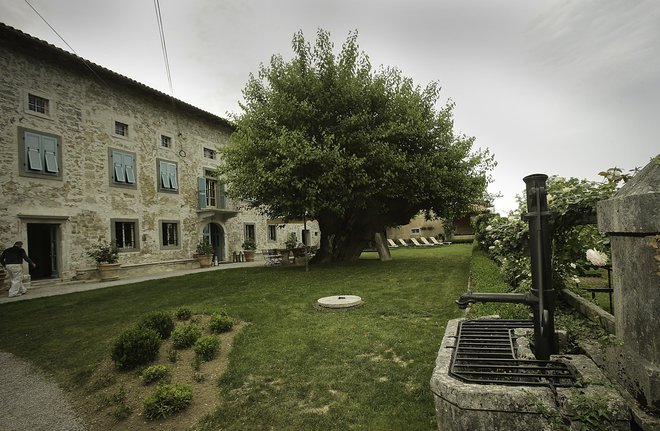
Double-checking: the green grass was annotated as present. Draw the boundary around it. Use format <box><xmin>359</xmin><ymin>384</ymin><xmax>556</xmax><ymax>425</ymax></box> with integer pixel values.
<box><xmin>467</xmin><ymin>248</ymin><xmax>529</xmax><ymax>319</ymax></box>
<box><xmin>0</xmin><ymin>244</ymin><xmax>473</xmax><ymax>430</ymax></box>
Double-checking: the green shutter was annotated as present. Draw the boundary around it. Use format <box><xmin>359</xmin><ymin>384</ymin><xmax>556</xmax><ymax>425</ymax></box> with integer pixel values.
<box><xmin>42</xmin><ymin>136</ymin><xmax>59</xmax><ymax>173</ymax></box>
<box><xmin>197</xmin><ymin>177</ymin><xmax>207</xmax><ymax>209</ymax></box>
<box><xmin>113</xmin><ymin>151</ymin><xmax>125</xmax><ymax>182</ymax></box>
<box><xmin>124</xmin><ymin>153</ymin><xmax>135</xmax><ymax>184</ymax></box>
<box><xmin>168</xmin><ymin>163</ymin><xmax>178</xmax><ymax>190</ymax></box>
<box><xmin>219</xmin><ymin>183</ymin><xmax>227</xmax><ymax>209</ymax></box>
<box><xmin>160</xmin><ymin>161</ymin><xmax>169</xmax><ymax>188</ymax></box>
<box><xmin>25</xmin><ymin>132</ymin><xmax>43</xmax><ymax>171</ymax></box>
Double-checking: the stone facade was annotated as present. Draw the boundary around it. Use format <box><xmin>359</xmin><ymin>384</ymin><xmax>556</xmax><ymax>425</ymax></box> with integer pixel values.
<box><xmin>0</xmin><ymin>23</ymin><xmax>318</xmax><ymax>281</ymax></box>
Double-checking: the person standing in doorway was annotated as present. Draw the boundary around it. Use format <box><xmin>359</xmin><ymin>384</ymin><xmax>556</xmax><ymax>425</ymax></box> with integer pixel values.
<box><xmin>0</xmin><ymin>241</ymin><xmax>36</xmax><ymax>298</ymax></box>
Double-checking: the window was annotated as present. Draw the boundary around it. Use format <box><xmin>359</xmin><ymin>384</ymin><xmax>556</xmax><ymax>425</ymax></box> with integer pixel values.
<box><xmin>28</xmin><ymin>94</ymin><xmax>49</xmax><ymax>114</ymax></box>
<box><xmin>109</xmin><ymin>149</ymin><xmax>136</xmax><ymax>186</ymax></box>
<box><xmin>112</xmin><ymin>219</ymin><xmax>139</xmax><ymax>250</ymax></box>
<box><xmin>206</xmin><ymin>178</ymin><xmax>217</xmax><ymax>207</ymax></box>
<box><xmin>160</xmin><ymin>221</ymin><xmax>180</xmax><ymax>248</ymax></box>
<box><xmin>18</xmin><ymin>128</ymin><xmax>62</xmax><ymax>179</ymax></box>
<box><xmin>114</xmin><ymin>121</ymin><xmax>128</xmax><ymax>137</ymax></box>
<box><xmin>203</xmin><ymin>147</ymin><xmax>216</xmax><ymax>159</ymax></box>
<box><xmin>244</xmin><ymin>224</ymin><xmax>255</xmax><ymax>242</ymax></box>
<box><xmin>161</xmin><ymin>135</ymin><xmax>171</xmax><ymax>148</ymax></box>
<box><xmin>158</xmin><ymin>159</ymin><xmax>179</xmax><ymax>192</ymax></box>
<box><xmin>268</xmin><ymin>225</ymin><xmax>277</xmax><ymax>242</ymax></box>
<box><xmin>410</xmin><ymin>228</ymin><xmax>421</xmax><ymax>235</ymax></box>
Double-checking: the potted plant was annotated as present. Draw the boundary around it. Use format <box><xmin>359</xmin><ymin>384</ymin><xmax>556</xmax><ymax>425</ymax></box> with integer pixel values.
<box><xmin>241</xmin><ymin>239</ymin><xmax>257</xmax><ymax>262</ymax></box>
<box><xmin>195</xmin><ymin>239</ymin><xmax>215</xmax><ymax>268</ymax></box>
<box><xmin>284</xmin><ymin>233</ymin><xmax>298</xmax><ymax>249</ymax></box>
<box><xmin>86</xmin><ymin>240</ymin><xmax>120</xmax><ymax>281</ymax></box>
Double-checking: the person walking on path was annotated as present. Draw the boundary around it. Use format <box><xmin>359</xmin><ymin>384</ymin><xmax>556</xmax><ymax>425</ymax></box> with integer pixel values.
<box><xmin>1</xmin><ymin>241</ymin><xmax>36</xmax><ymax>298</ymax></box>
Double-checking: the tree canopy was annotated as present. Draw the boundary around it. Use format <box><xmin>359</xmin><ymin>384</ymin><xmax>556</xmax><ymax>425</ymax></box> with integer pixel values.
<box><xmin>220</xmin><ymin>29</ymin><xmax>494</xmax><ymax>263</ymax></box>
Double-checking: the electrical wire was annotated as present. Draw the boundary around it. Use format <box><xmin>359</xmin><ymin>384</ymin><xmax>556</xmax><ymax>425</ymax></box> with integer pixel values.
<box><xmin>154</xmin><ymin>0</ymin><xmax>174</xmax><ymax>96</ymax></box>
<box><xmin>23</xmin><ymin>0</ymin><xmax>109</xmax><ymax>86</ymax></box>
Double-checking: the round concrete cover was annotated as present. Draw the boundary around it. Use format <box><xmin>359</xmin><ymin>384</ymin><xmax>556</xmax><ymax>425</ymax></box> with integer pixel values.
<box><xmin>317</xmin><ymin>295</ymin><xmax>363</xmax><ymax>309</ymax></box>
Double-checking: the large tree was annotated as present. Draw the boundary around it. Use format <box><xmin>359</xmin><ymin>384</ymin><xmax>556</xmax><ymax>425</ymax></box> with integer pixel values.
<box><xmin>220</xmin><ymin>30</ymin><xmax>494</xmax><ymax>263</ymax></box>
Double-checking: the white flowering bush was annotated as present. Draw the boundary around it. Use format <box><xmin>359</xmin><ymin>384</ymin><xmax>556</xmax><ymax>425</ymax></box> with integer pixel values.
<box><xmin>474</xmin><ymin>168</ymin><xmax>633</xmax><ymax>290</ymax></box>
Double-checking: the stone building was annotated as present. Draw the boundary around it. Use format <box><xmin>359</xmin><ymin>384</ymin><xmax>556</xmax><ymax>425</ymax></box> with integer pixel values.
<box><xmin>0</xmin><ymin>23</ymin><xmax>317</xmax><ymax>281</ymax></box>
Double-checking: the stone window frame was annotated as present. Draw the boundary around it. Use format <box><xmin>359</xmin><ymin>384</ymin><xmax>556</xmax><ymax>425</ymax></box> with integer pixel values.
<box><xmin>112</xmin><ymin>117</ymin><xmax>132</xmax><ymax>140</ymax></box>
<box><xmin>159</xmin><ymin>219</ymin><xmax>181</xmax><ymax>250</ymax></box>
<box><xmin>157</xmin><ymin>158</ymin><xmax>179</xmax><ymax>193</ymax></box>
<box><xmin>23</xmin><ymin>89</ymin><xmax>55</xmax><ymax>121</ymax></box>
<box><xmin>158</xmin><ymin>130</ymin><xmax>176</xmax><ymax>151</ymax></box>
<box><xmin>111</xmin><ymin>218</ymin><xmax>140</xmax><ymax>252</ymax></box>
<box><xmin>410</xmin><ymin>227</ymin><xmax>421</xmax><ymax>235</ymax></box>
<box><xmin>108</xmin><ymin>147</ymin><xmax>137</xmax><ymax>189</ymax></box>
<box><xmin>267</xmin><ymin>224</ymin><xmax>277</xmax><ymax>242</ymax></box>
<box><xmin>244</xmin><ymin>223</ymin><xmax>256</xmax><ymax>243</ymax></box>
<box><xmin>17</xmin><ymin>127</ymin><xmax>63</xmax><ymax>181</ymax></box>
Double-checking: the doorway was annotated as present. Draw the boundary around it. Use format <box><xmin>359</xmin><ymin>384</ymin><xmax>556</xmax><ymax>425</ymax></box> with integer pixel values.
<box><xmin>27</xmin><ymin>223</ymin><xmax>59</xmax><ymax>279</ymax></box>
<box><xmin>203</xmin><ymin>223</ymin><xmax>225</xmax><ymax>262</ymax></box>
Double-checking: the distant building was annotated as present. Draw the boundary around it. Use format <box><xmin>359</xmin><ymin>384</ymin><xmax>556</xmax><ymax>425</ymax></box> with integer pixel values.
<box><xmin>0</xmin><ymin>22</ymin><xmax>317</xmax><ymax>281</ymax></box>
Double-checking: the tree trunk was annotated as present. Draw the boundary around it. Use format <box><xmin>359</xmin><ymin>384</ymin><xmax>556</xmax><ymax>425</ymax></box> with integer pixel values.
<box><xmin>373</xmin><ymin>231</ymin><xmax>392</xmax><ymax>262</ymax></box>
<box><xmin>311</xmin><ymin>212</ymin><xmax>377</xmax><ymax>264</ymax></box>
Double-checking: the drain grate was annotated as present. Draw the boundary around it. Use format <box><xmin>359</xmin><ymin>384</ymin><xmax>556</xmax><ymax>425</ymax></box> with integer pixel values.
<box><xmin>449</xmin><ymin>319</ymin><xmax>576</xmax><ymax>387</ymax></box>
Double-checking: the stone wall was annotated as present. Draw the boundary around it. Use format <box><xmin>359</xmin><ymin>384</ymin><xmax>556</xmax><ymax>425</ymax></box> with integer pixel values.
<box><xmin>0</xmin><ymin>26</ymin><xmax>318</xmax><ymax>280</ymax></box>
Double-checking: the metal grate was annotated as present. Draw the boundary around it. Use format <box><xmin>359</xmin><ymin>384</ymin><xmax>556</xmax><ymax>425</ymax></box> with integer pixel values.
<box><xmin>449</xmin><ymin>319</ymin><xmax>576</xmax><ymax>387</ymax></box>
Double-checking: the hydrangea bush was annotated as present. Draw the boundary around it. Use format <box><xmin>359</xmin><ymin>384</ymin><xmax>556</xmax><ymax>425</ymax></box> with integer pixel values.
<box><xmin>473</xmin><ymin>168</ymin><xmax>633</xmax><ymax>289</ymax></box>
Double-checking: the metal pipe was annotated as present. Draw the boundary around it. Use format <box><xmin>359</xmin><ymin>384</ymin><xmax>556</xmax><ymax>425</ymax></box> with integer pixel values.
<box><xmin>455</xmin><ymin>173</ymin><xmax>558</xmax><ymax>360</ymax></box>
<box><xmin>455</xmin><ymin>292</ymin><xmax>538</xmax><ymax>309</ymax></box>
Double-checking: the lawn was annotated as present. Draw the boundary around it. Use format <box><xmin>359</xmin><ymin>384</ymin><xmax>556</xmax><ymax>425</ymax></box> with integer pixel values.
<box><xmin>0</xmin><ymin>244</ymin><xmax>472</xmax><ymax>430</ymax></box>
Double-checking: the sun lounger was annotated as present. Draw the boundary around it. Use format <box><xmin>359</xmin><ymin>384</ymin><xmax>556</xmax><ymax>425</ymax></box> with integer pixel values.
<box><xmin>428</xmin><ymin>237</ymin><xmax>444</xmax><ymax>246</ymax></box>
<box><xmin>397</xmin><ymin>238</ymin><xmax>409</xmax><ymax>247</ymax></box>
<box><xmin>410</xmin><ymin>238</ymin><xmax>432</xmax><ymax>247</ymax></box>
<box><xmin>387</xmin><ymin>239</ymin><xmax>399</xmax><ymax>248</ymax></box>
<box><xmin>419</xmin><ymin>237</ymin><xmax>439</xmax><ymax>246</ymax></box>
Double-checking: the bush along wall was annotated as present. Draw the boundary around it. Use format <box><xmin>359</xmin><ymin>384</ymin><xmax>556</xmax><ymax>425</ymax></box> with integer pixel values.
<box><xmin>473</xmin><ymin>168</ymin><xmax>634</xmax><ymax>290</ymax></box>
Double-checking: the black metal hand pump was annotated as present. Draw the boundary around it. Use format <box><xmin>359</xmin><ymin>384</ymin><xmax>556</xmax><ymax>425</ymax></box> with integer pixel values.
<box><xmin>455</xmin><ymin>174</ymin><xmax>557</xmax><ymax>360</ymax></box>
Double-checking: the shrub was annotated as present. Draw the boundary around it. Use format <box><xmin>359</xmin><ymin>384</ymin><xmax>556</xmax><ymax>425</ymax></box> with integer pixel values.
<box><xmin>209</xmin><ymin>313</ymin><xmax>234</xmax><ymax>333</ymax></box>
<box><xmin>175</xmin><ymin>307</ymin><xmax>192</xmax><ymax>321</ymax></box>
<box><xmin>143</xmin><ymin>383</ymin><xmax>193</xmax><ymax>420</ymax></box>
<box><xmin>194</xmin><ymin>335</ymin><xmax>220</xmax><ymax>361</ymax></box>
<box><xmin>139</xmin><ymin>311</ymin><xmax>175</xmax><ymax>339</ymax></box>
<box><xmin>171</xmin><ymin>323</ymin><xmax>202</xmax><ymax>349</ymax></box>
<box><xmin>140</xmin><ymin>364</ymin><xmax>171</xmax><ymax>384</ymax></box>
<box><xmin>111</xmin><ymin>326</ymin><xmax>161</xmax><ymax>370</ymax></box>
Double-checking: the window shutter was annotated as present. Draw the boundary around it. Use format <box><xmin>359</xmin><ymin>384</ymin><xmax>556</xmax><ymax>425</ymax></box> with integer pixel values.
<box><xmin>160</xmin><ymin>161</ymin><xmax>168</xmax><ymax>188</ymax></box>
<box><xmin>124</xmin><ymin>154</ymin><xmax>135</xmax><ymax>184</ymax></box>
<box><xmin>42</xmin><ymin>136</ymin><xmax>59</xmax><ymax>173</ymax></box>
<box><xmin>168</xmin><ymin>163</ymin><xmax>178</xmax><ymax>190</ymax></box>
<box><xmin>24</xmin><ymin>132</ymin><xmax>43</xmax><ymax>171</ymax></box>
<box><xmin>219</xmin><ymin>183</ymin><xmax>227</xmax><ymax>209</ymax></box>
<box><xmin>113</xmin><ymin>151</ymin><xmax>125</xmax><ymax>182</ymax></box>
<box><xmin>197</xmin><ymin>177</ymin><xmax>207</xmax><ymax>209</ymax></box>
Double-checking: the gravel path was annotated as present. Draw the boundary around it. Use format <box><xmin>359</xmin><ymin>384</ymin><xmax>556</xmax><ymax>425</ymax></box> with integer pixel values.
<box><xmin>0</xmin><ymin>351</ymin><xmax>86</xmax><ymax>431</ymax></box>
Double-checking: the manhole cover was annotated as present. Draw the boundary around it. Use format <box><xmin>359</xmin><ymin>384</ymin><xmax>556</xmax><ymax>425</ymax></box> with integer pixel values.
<box><xmin>317</xmin><ymin>295</ymin><xmax>363</xmax><ymax>310</ymax></box>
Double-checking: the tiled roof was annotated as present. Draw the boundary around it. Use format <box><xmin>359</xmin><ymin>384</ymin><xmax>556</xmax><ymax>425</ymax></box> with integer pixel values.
<box><xmin>0</xmin><ymin>21</ymin><xmax>235</xmax><ymax>129</ymax></box>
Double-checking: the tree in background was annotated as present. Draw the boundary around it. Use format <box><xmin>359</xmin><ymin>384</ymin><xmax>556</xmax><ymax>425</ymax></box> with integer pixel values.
<box><xmin>220</xmin><ymin>29</ymin><xmax>494</xmax><ymax>263</ymax></box>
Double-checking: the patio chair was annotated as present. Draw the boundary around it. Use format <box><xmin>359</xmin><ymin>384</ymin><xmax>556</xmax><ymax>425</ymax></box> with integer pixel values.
<box><xmin>419</xmin><ymin>237</ymin><xmax>439</xmax><ymax>246</ymax></box>
<box><xmin>397</xmin><ymin>238</ymin><xmax>409</xmax><ymax>247</ymax></box>
<box><xmin>428</xmin><ymin>237</ymin><xmax>444</xmax><ymax>246</ymax></box>
<box><xmin>410</xmin><ymin>238</ymin><xmax>432</xmax><ymax>247</ymax></box>
<box><xmin>387</xmin><ymin>239</ymin><xmax>399</xmax><ymax>248</ymax></box>
<box><xmin>262</xmin><ymin>249</ymin><xmax>282</xmax><ymax>266</ymax></box>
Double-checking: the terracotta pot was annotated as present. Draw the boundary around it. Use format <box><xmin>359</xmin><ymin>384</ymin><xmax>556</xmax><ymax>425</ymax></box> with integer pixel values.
<box><xmin>98</xmin><ymin>263</ymin><xmax>121</xmax><ymax>281</ymax></box>
<box><xmin>243</xmin><ymin>250</ymin><xmax>256</xmax><ymax>262</ymax></box>
<box><xmin>195</xmin><ymin>254</ymin><xmax>213</xmax><ymax>268</ymax></box>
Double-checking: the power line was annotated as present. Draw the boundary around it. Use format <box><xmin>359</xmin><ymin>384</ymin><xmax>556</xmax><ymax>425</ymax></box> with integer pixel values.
<box><xmin>23</xmin><ymin>0</ymin><xmax>109</xmax><ymax>86</ymax></box>
<box><xmin>154</xmin><ymin>0</ymin><xmax>174</xmax><ymax>96</ymax></box>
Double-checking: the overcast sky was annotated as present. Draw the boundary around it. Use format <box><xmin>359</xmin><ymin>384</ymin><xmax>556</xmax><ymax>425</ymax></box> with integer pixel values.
<box><xmin>1</xmin><ymin>0</ymin><xmax>657</xmax><ymax>213</ymax></box>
